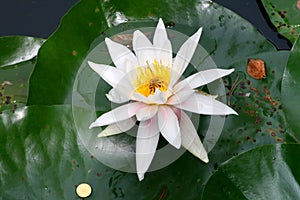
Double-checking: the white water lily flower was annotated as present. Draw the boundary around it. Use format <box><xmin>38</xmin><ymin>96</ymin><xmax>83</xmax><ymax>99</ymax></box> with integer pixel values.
<box><xmin>88</xmin><ymin>18</ymin><xmax>237</xmax><ymax>181</ymax></box>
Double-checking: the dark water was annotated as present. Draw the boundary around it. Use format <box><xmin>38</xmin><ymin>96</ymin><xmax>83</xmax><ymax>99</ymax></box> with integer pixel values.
<box><xmin>0</xmin><ymin>0</ymin><xmax>79</xmax><ymax>38</ymax></box>
<box><xmin>0</xmin><ymin>0</ymin><xmax>292</xmax><ymax>49</ymax></box>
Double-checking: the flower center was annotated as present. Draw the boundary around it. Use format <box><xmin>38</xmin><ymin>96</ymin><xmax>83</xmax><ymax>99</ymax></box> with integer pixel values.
<box><xmin>135</xmin><ymin>59</ymin><xmax>171</xmax><ymax>97</ymax></box>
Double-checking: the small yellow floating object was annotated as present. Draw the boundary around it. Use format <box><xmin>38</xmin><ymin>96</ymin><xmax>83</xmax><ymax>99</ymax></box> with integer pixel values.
<box><xmin>76</xmin><ymin>183</ymin><xmax>92</xmax><ymax>198</ymax></box>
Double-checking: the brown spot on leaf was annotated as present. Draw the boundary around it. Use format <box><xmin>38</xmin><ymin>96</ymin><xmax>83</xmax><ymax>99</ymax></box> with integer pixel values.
<box><xmin>167</xmin><ymin>21</ymin><xmax>175</xmax><ymax>28</ymax></box>
<box><xmin>72</xmin><ymin>50</ymin><xmax>77</xmax><ymax>56</ymax></box>
<box><xmin>95</xmin><ymin>7</ymin><xmax>100</xmax><ymax>13</ymax></box>
<box><xmin>278</xmin><ymin>11</ymin><xmax>287</xmax><ymax>18</ymax></box>
<box><xmin>291</xmin><ymin>28</ymin><xmax>296</xmax><ymax>35</ymax></box>
<box><xmin>255</xmin><ymin>117</ymin><xmax>262</xmax><ymax>124</ymax></box>
<box><xmin>266</xmin><ymin>121</ymin><xmax>272</xmax><ymax>125</ymax></box>
<box><xmin>271</xmin><ymin>132</ymin><xmax>276</xmax><ymax>137</ymax></box>
<box><xmin>247</xmin><ymin>59</ymin><xmax>266</xmax><ymax>79</ymax></box>
<box><xmin>263</xmin><ymin>95</ymin><xmax>278</xmax><ymax>106</ymax></box>
<box><xmin>263</xmin><ymin>86</ymin><xmax>270</xmax><ymax>95</ymax></box>
<box><xmin>250</xmin><ymin>86</ymin><xmax>259</xmax><ymax>94</ymax></box>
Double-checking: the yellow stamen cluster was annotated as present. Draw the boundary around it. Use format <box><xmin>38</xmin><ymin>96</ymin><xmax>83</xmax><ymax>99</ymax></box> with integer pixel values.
<box><xmin>135</xmin><ymin>60</ymin><xmax>170</xmax><ymax>97</ymax></box>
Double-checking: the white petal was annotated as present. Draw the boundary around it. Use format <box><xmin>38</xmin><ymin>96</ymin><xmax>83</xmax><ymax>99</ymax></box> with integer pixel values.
<box><xmin>132</xmin><ymin>89</ymin><xmax>170</xmax><ymax>104</ymax></box>
<box><xmin>174</xmin><ymin>93</ymin><xmax>238</xmax><ymax>115</ymax></box>
<box><xmin>97</xmin><ymin>117</ymin><xmax>136</xmax><ymax>137</ymax></box>
<box><xmin>133</xmin><ymin>30</ymin><xmax>155</xmax><ymax>66</ymax></box>
<box><xmin>174</xmin><ymin>68</ymin><xmax>235</xmax><ymax>93</ymax></box>
<box><xmin>171</xmin><ymin>27</ymin><xmax>203</xmax><ymax>86</ymax></box>
<box><xmin>167</xmin><ymin>89</ymin><xmax>194</xmax><ymax>105</ymax></box>
<box><xmin>157</xmin><ymin>106</ymin><xmax>181</xmax><ymax>149</ymax></box>
<box><xmin>156</xmin><ymin>40</ymin><xmax>172</xmax><ymax>67</ymax></box>
<box><xmin>106</xmin><ymin>88</ymin><xmax>130</xmax><ymax>104</ymax></box>
<box><xmin>89</xmin><ymin>102</ymin><xmax>145</xmax><ymax>128</ymax></box>
<box><xmin>136</xmin><ymin>116</ymin><xmax>160</xmax><ymax>181</ymax></box>
<box><xmin>112</xmin><ymin>72</ymin><xmax>136</xmax><ymax>101</ymax></box>
<box><xmin>88</xmin><ymin>61</ymin><xmax>125</xmax><ymax>88</ymax></box>
<box><xmin>179</xmin><ymin>111</ymin><xmax>208</xmax><ymax>162</ymax></box>
<box><xmin>105</xmin><ymin>38</ymin><xmax>139</xmax><ymax>72</ymax></box>
<box><xmin>136</xmin><ymin>105</ymin><xmax>158</xmax><ymax>121</ymax></box>
<box><xmin>153</xmin><ymin>19</ymin><xmax>172</xmax><ymax>65</ymax></box>
<box><xmin>153</xmin><ymin>18</ymin><xmax>168</xmax><ymax>47</ymax></box>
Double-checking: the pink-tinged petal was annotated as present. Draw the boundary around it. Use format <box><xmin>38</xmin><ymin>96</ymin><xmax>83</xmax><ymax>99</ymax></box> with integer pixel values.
<box><xmin>133</xmin><ymin>30</ymin><xmax>155</xmax><ymax>66</ymax></box>
<box><xmin>89</xmin><ymin>102</ymin><xmax>145</xmax><ymax>128</ymax></box>
<box><xmin>97</xmin><ymin>117</ymin><xmax>136</xmax><ymax>137</ymax></box>
<box><xmin>179</xmin><ymin>111</ymin><xmax>208</xmax><ymax>162</ymax></box>
<box><xmin>136</xmin><ymin>116</ymin><xmax>160</xmax><ymax>181</ymax></box>
<box><xmin>88</xmin><ymin>61</ymin><xmax>125</xmax><ymax>88</ymax></box>
<box><xmin>136</xmin><ymin>105</ymin><xmax>158</xmax><ymax>121</ymax></box>
<box><xmin>171</xmin><ymin>27</ymin><xmax>203</xmax><ymax>86</ymax></box>
<box><xmin>105</xmin><ymin>38</ymin><xmax>139</xmax><ymax>72</ymax></box>
<box><xmin>106</xmin><ymin>88</ymin><xmax>130</xmax><ymax>104</ymax></box>
<box><xmin>174</xmin><ymin>68</ymin><xmax>235</xmax><ymax>93</ymax></box>
<box><xmin>157</xmin><ymin>106</ymin><xmax>181</xmax><ymax>149</ymax></box>
<box><xmin>174</xmin><ymin>93</ymin><xmax>238</xmax><ymax>115</ymax></box>
<box><xmin>167</xmin><ymin>89</ymin><xmax>195</xmax><ymax>105</ymax></box>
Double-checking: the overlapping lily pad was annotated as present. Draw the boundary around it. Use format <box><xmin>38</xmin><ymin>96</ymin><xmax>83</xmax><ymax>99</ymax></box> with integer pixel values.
<box><xmin>202</xmin><ymin>144</ymin><xmax>300</xmax><ymax>199</ymax></box>
<box><xmin>282</xmin><ymin>36</ymin><xmax>300</xmax><ymax>140</ymax></box>
<box><xmin>0</xmin><ymin>36</ymin><xmax>44</xmax><ymax>68</ymax></box>
<box><xmin>261</xmin><ymin>0</ymin><xmax>300</xmax><ymax>43</ymax></box>
<box><xmin>0</xmin><ymin>36</ymin><xmax>43</xmax><ymax>112</ymax></box>
<box><xmin>0</xmin><ymin>59</ymin><xmax>36</xmax><ymax>112</ymax></box>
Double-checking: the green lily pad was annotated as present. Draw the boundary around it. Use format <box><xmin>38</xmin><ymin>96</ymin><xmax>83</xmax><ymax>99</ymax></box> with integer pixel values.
<box><xmin>0</xmin><ymin>105</ymin><xmax>111</xmax><ymax>199</ymax></box>
<box><xmin>261</xmin><ymin>0</ymin><xmax>300</xmax><ymax>43</ymax></box>
<box><xmin>202</xmin><ymin>144</ymin><xmax>300</xmax><ymax>199</ymax></box>
<box><xmin>1</xmin><ymin>105</ymin><xmax>297</xmax><ymax>199</ymax></box>
<box><xmin>281</xmin><ymin>36</ymin><xmax>300</xmax><ymax>140</ymax></box>
<box><xmin>207</xmin><ymin>51</ymin><xmax>296</xmax><ymax>167</ymax></box>
<box><xmin>5</xmin><ymin>1</ymin><xmax>294</xmax><ymax>198</ymax></box>
<box><xmin>27</xmin><ymin>0</ymin><xmax>108</xmax><ymax>105</ymax></box>
<box><xmin>27</xmin><ymin>0</ymin><xmax>276</xmax><ymax>105</ymax></box>
<box><xmin>0</xmin><ymin>105</ymin><xmax>214</xmax><ymax>199</ymax></box>
<box><xmin>0</xmin><ymin>36</ymin><xmax>44</xmax><ymax>68</ymax></box>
